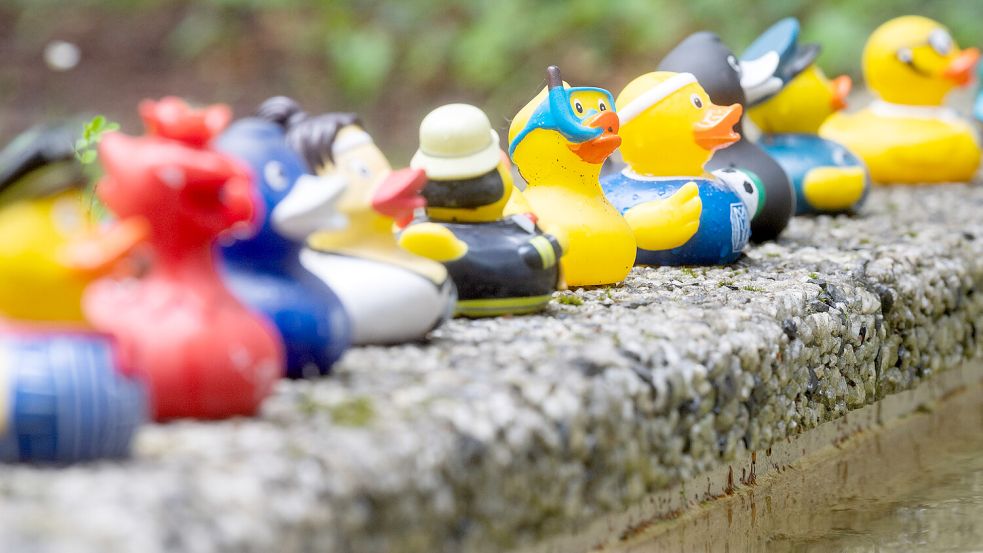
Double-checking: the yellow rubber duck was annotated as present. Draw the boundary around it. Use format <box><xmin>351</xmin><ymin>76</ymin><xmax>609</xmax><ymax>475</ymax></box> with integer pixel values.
<box><xmin>508</xmin><ymin>66</ymin><xmax>635</xmax><ymax>286</ymax></box>
<box><xmin>602</xmin><ymin>72</ymin><xmax>759</xmax><ymax>266</ymax></box>
<box><xmin>0</xmin><ymin>124</ymin><xmax>146</xmax><ymax>324</ymax></box>
<box><xmin>820</xmin><ymin>16</ymin><xmax>981</xmax><ymax>183</ymax></box>
<box><xmin>742</xmin><ymin>17</ymin><xmax>869</xmax><ymax>215</ymax></box>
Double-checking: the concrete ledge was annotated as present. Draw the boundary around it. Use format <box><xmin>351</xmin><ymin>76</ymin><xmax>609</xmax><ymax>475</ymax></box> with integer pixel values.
<box><xmin>3</xmin><ymin>184</ymin><xmax>983</xmax><ymax>553</ymax></box>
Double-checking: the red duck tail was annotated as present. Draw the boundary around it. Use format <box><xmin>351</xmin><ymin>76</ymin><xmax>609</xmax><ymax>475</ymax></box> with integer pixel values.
<box><xmin>372</xmin><ymin>167</ymin><xmax>428</xmax><ymax>227</ymax></box>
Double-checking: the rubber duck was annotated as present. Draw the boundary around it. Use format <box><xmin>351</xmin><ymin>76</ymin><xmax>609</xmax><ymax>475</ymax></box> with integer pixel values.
<box><xmin>0</xmin><ymin>121</ymin><xmax>146</xmax><ymax>463</ymax></box>
<box><xmin>508</xmin><ymin>66</ymin><xmax>635</xmax><ymax>287</ymax></box>
<box><xmin>601</xmin><ymin>72</ymin><xmax>759</xmax><ymax>266</ymax></box>
<box><xmin>399</xmin><ymin>103</ymin><xmax>565</xmax><ymax>317</ymax></box>
<box><xmin>83</xmin><ymin>97</ymin><xmax>284</xmax><ymax>421</ymax></box>
<box><xmin>658</xmin><ymin>31</ymin><xmax>795</xmax><ymax>242</ymax></box>
<box><xmin>820</xmin><ymin>16</ymin><xmax>981</xmax><ymax>183</ymax></box>
<box><xmin>256</xmin><ymin>97</ymin><xmax>455</xmax><ymax>342</ymax></box>
<box><xmin>216</xmin><ymin>115</ymin><xmax>351</xmax><ymax>377</ymax></box>
<box><xmin>743</xmin><ymin>18</ymin><xmax>870</xmax><ymax>215</ymax></box>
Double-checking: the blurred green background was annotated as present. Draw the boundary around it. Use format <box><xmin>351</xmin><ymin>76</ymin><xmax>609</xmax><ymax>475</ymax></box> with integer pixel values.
<box><xmin>0</xmin><ymin>0</ymin><xmax>980</xmax><ymax>160</ymax></box>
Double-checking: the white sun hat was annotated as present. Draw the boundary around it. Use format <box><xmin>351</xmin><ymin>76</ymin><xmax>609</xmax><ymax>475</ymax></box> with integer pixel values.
<box><xmin>411</xmin><ymin>103</ymin><xmax>501</xmax><ymax>180</ymax></box>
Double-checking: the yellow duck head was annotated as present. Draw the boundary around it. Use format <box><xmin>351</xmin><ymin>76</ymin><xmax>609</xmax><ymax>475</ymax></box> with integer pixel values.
<box><xmin>749</xmin><ymin>66</ymin><xmax>852</xmax><ymax>134</ymax></box>
<box><xmin>278</xmin><ymin>111</ymin><xmax>429</xmax><ymax>242</ymax></box>
<box><xmin>617</xmin><ymin>71</ymin><xmax>743</xmax><ymax>177</ymax></box>
<box><xmin>508</xmin><ymin>66</ymin><xmax>621</xmax><ymax>188</ymax></box>
<box><xmin>413</xmin><ymin>103</ymin><xmax>516</xmax><ymax>224</ymax></box>
<box><xmin>0</xmin><ymin>123</ymin><xmax>145</xmax><ymax>324</ymax></box>
<box><xmin>864</xmin><ymin>15</ymin><xmax>980</xmax><ymax>106</ymax></box>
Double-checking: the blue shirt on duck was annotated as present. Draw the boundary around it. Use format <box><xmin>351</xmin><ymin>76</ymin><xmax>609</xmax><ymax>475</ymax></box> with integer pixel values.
<box><xmin>602</xmin><ymin>170</ymin><xmax>750</xmax><ymax>266</ymax></box>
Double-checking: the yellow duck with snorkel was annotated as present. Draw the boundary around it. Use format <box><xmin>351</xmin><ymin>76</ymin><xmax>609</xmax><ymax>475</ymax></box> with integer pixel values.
<box><xmin>820</xmin><ymin>16</ymin><xmax>981</xmax><ymax>183</ymax></box>
<box><xmin>508</xmin><ymin>66</ymin><xmax>635</xmax><ymax>287</ymax></box>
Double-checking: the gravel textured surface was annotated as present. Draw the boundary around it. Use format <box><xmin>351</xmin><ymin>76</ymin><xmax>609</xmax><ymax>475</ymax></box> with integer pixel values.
<box><xmin>3</xmin><ymin>184</ymin><xmax>983</xmax><ymax>553</ymax></box>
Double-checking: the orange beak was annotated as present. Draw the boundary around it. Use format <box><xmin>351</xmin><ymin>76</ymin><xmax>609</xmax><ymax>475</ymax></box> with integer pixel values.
<box><xmin>693</xmin><ymin>103</ymin><xmax>742</xmax><ymax>151</ymax></box>
<box><xmin>830</xmin><ymin>75</ymin><xmax>852</xmax><ymax>111</ymax></box>
<box><xmin>943</xmin><ymin>47</ymin><xmax>980</xmax><ymax>86</ymax></box>
<box><xmin>60</xmin><ymin>216</ymin><xmax>151</xmax><ymax>275</ymax></box>
<box><xmin>372</xmin><ymin>167</ymin><xmax>428</xmax><ymax>227</ymax></box>
<box><xmin>568</xmin><ymin>111</ymin><xmax>621</xmax><ymax>164</ymax></box>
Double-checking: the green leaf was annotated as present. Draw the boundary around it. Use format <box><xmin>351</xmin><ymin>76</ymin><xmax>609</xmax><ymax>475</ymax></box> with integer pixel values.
<box><xmin>80</xmin><ymin>150</ymin><xmax>97</xmax><ymax>164</ymax></box>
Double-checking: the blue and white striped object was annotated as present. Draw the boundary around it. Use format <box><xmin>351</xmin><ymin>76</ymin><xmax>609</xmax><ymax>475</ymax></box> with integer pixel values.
<box><xmin>0</xmin><ymin>330</ymin><xmax>147</xmax><ymax>464</ymax></box>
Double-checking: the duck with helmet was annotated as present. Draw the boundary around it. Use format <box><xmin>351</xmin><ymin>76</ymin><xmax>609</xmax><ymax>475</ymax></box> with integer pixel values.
<box><xmin>820</xmin><ymin>16</ymin><xmax>981</xmax><ymax>183</ymax></box>
<box><xmin>400</xmin><ymin>102</ymin><xmax>566</xmax><ymax>317</ymax></box>
<box><xmin>508</xmin><ymin>66</ymin><xmax>635</xmax><ymax>287</ymax></box>
<box><xmin>0</xmin><ymin>120</ymin><xmax>146</xmax><ymax>463</ymax></box>
<box><xmin>215</xmin><ymin>104</ymin><xmax>353</xmax><ymax>376</ymax></box>
<box><xmin>601</xmin><ymin>71</ymin><xmax>760</xmax><ymax>266</ymax></box>
<box><xmin>742</xmin><ymin>17</ymin><xmax>870</xmax><ymax>215</ymax></box>
<box><xmin>658</xmin><ymin>31</ymin><xmax>795</xmax><ymax>242</ymax></box>
<box><xmin>260</xmin><ymin>97</ymin><xmax>456</xmax><ymax>342</ymax></box>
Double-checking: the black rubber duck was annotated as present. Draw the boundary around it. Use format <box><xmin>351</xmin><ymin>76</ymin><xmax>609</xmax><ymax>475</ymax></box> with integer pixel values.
<box><xmin>658</xmin><ymin>31</ymin><xmax>795</xmax><ymax>242</ymax></box>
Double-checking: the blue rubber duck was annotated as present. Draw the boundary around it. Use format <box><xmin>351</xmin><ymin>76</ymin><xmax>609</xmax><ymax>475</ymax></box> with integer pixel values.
<box><xmin>0</xmin><ymin>121</ymin><xmax>147</xmax><ymax>463</ymax></box>
<box><xmin>216</xmin><ymin>118</ymin><xmax>352</xmax><ymax>379</ymax></box>
<box><xmin>743</xmin><ymin>18</ymin><xmax>870</xmax><ymax>215</ymax></box>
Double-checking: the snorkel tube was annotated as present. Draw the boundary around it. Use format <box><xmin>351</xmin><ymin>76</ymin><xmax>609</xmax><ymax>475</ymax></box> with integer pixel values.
<box><xmin>508</xmin><ymin>65</ymin><xmax>610</xmax><ymax>156</ymax></box>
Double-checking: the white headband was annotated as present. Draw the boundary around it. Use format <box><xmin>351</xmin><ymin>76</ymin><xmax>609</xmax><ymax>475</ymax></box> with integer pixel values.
<box><xmin>332</xmin><ymin>129</ymin><xmax>374</xmax><ymax>158</ymax></box>
<box><xmin>618</xmin><ymin>72</ymin><xmax>698</xmax><ymax>125</ymax></box>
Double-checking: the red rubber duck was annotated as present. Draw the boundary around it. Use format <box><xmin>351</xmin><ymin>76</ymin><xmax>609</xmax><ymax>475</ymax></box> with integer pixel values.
<box><xmin>84</xmin><ymin>97</ymin><xmax>285</xmax><ymax>420</ymax></box>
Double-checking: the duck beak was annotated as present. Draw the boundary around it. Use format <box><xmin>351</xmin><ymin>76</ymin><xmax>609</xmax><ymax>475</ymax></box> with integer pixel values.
<box><xmin>371</xmin><ymin>167</ymin><xmax>428</xmax><ymax>227</ymax></box>
<box><xmin>830</xmin><ymin>75</ymin><xmax>852</xmax><ymax>111</ymax></box>
<box><xmin>60</xmin><ymin>216</ymin><xmax>151</xmax><ymax>276</ymax></box>
<box><xmin>693</xmin><ymin>103</ymin><xmax>743</xmax><ymax>151</ymax></box>
<box><xmin>567</xmin><ymin>111</ymin><xmax>621</xmax><ymax>164</ymax></box>
<box><xmin>943</xmin><ymin>47</ymin><xmax>980</xmax><ymax>86</ymax></box>
<box><xmin>271</xmin><ymin>173</ymin><xmax>347</xmax><ymax>240</ymax></box>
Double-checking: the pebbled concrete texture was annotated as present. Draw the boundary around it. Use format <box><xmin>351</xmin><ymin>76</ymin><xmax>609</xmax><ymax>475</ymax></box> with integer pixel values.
<box><xmin>2</xmin><ymin>183</ymin><xmax>983</xmax><ymax>553</ymax></box>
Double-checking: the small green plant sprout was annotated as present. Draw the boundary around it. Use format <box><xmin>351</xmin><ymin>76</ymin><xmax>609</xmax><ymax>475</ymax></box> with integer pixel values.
<box><xmin>74</xmin><ymin>115</ymin><xmax>120</xmax><ymax>165</ymax></box>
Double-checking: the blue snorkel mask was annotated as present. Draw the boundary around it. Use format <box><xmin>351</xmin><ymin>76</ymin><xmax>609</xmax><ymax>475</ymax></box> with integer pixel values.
<box><xmin>508</xmin><ymin>66</ymin><xmax>616</xmax><ymax>157</ymax></box>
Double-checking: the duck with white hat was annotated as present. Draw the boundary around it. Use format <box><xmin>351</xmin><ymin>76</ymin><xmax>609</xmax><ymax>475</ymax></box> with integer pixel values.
<box><xmin>400</xmin><ymin>103</ymin><xmax>566</xmax><ymax>317</ymax></box>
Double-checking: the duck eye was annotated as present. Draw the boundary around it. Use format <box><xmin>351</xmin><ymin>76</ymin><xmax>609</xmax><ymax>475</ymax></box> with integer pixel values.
<box><xmin>726</xmin><ymin>55</ymin><xmax>742</xmax><ymax>76</ymax></box>
<box><xmin>896</xmin><ymin>47</ymin><xmax>914</xmax><ymax>64</ymax></box>
<box><xmin>598</xmin><ymin>101</ymin><xmax>607</xmax><ymax>112</ymax></box>
<box><xmin>349</xmin><ymin>158</ymin><xmax>372</xmax><ymax>180</ymax></box>
<box><xmin>264</xmin><ymin>161</ymin><xmax>289</xmax><ymax>191</ymax></box>
<box><xmin>574</xmin><ymin>100</ymin><xmax>584</xmax><ymax>114</ymax></box>
<box><xmin>691</xmin><ymin>94</ymin><xmax>703</xmax><ymax>109</ymax></box>
<box><xmin>929</xmin><ymin>29</ymin><xmax>952</xmax><ymax>56</ymax></box>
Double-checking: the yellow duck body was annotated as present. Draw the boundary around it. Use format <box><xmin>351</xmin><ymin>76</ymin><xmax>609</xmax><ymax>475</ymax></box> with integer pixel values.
<box><xmin>509</xmin><ymin>71</ymin><xmax>635</xmax><ymax>286</ymax></box>
<box><xmin>819</xmin><ymin>16</ymin><xmax>981</xmax><ymax>184</ymax></box>
<box><xmin>0</xmin><ymin>187</ymin><xmax>92</xmax><ymax>323</ymax></box>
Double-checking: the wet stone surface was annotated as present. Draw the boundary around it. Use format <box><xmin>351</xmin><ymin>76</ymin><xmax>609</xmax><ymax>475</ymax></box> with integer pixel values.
<box><xmin>3</xmin><ymin>184</ymin><xmax>983</xmax><ymax>553</ymax></box>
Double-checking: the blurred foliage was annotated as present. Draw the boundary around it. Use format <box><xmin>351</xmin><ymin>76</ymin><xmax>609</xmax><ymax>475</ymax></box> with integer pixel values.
<box><xmin>74</xmin><ymin>115</ymin><xmax>119</xmax><ymax>165</ymax></box>
<box><xmin>2</xmin><ymin>0</ymin><xmax>982</xmax><ymax>157</ymax></box>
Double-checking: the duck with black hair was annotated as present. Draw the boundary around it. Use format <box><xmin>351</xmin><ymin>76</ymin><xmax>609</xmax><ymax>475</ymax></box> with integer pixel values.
<box><xmin>262</xmin><ymin>97</ymin><xmax>456</xmax><ymax>344</ymax></box>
